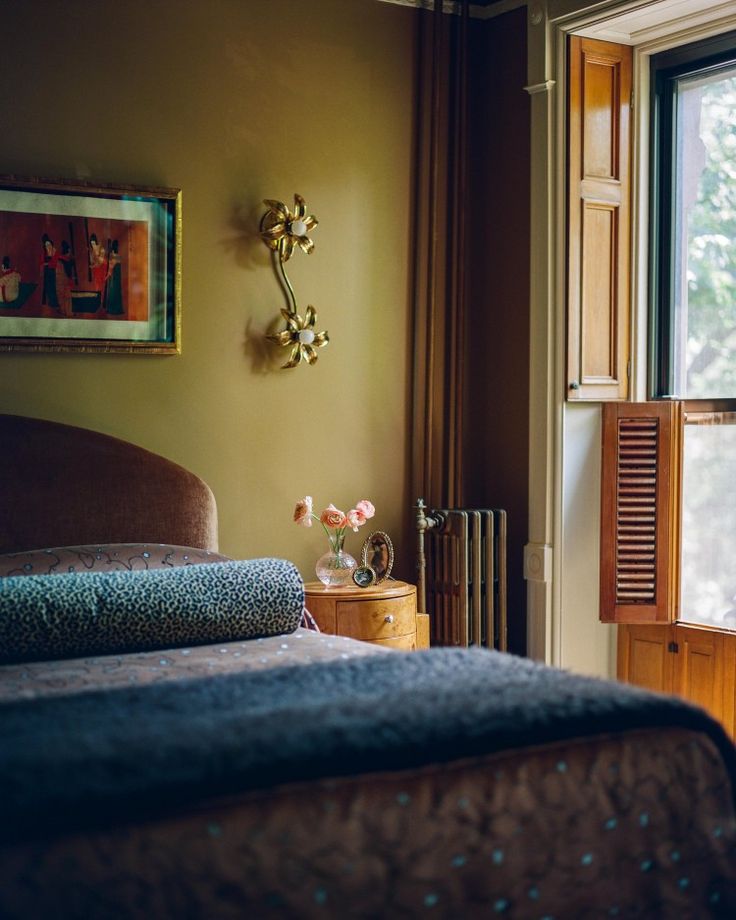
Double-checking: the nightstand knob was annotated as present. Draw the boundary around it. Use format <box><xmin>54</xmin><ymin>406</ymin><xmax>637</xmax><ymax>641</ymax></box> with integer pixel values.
<box><xmin>384</xmin><ymin>614</ymin><xmax>394</xmax><ymax>624</ymax></box>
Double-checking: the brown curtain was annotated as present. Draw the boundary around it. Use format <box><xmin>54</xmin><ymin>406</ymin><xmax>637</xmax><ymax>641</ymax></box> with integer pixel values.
<box><xmin>410</xmin><ymin>0</ymin><xmax>471</xmax><ymax>512</ymax></box>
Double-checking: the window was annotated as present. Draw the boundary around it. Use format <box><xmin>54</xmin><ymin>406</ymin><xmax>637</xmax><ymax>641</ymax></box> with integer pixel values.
<box><xmin>681</xmin><ymin>413</ymin><xmax>736</xmax><ymax>629</ymax></box>
<box><xmin>649</xmin><ymin>33</ymin><xmax>736</xmax><ymax>630</ymax></box>
<box><xmin>651</xmin><ymin>32</ymin><xmax>736</xmax><ymax>399</ymax></box>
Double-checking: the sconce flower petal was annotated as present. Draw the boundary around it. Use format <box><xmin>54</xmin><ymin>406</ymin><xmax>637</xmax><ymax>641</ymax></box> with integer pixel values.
<box><xmin>261</xmin><ymin>195</ymin><xmax>318</xmax><ymax>261</ymax></box>
<box><xmin>260</xmin><ymin>194</ymin><xmax>328</xmax><ymax>368</ymax></box>
<box><xmin>267</xmin><ymin>306</ymin><xmax>329</xmax><ymax>368</ymax></box>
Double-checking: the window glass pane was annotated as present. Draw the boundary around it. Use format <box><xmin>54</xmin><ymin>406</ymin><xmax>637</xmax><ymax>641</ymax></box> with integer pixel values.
<box><xmin>673</xmin><ymin>65</ymin><xmax>736</xmax><ymax>398</ymax></box>
<box><xmin>680</xmin><ymin>415</ymin><xmax>736</xmax><ymax>629</ymax></box>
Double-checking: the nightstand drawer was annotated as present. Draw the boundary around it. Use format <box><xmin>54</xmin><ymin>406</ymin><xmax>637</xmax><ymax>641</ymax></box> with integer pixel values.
<box><xmin>336</xmin><ymin>594</ymin><xmax>416</xmax><ymax>641</ymax></box>
<box><xmin>371</xmin><ymin>633</ymin><xmax>417</xmax><ymax>651</ymax></box>
<box><xmin>304</xmin><ymin>581</ymin><xmax>427</xmax><ymax>650</ymax></box>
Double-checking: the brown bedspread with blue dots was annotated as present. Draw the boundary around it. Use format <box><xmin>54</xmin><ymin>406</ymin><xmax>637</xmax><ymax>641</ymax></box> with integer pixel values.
<box><xmin>1</xmin><ymin>643</ymin><xmax>735</xmax><ymax>917</ymax></box>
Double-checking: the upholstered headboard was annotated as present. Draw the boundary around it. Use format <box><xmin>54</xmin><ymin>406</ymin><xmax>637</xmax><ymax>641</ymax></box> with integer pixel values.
<box><xmin>0</xmin><ymin>415</ymin><xmax>218</xmax><ymax>554</ymax></box>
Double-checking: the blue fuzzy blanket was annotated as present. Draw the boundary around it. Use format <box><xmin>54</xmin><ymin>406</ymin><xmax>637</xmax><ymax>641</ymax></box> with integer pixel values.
<box><xmin>2</xmin><ymin>646</ymin><xmax>735</xmax><ymax>842</ymax></box>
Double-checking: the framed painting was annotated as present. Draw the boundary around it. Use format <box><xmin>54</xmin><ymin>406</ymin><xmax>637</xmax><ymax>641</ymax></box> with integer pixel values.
<box><xmin>0</xmin><ymin>175</ymin><xmax>181</xmax><ymax>354</ymax></box>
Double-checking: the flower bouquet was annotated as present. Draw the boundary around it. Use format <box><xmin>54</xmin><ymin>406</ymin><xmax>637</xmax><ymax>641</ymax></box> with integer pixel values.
<box><xmin>294</xmin><ymin>496</ymin><xmax>375</xmax><ymax>586</ymax></box>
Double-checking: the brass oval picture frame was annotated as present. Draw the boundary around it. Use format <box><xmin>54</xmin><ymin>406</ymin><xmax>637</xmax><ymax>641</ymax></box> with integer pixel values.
<box><xmin>361</xmin><ymin>530</ymin><xmax>393</xmax><ymax>584</ymax></box>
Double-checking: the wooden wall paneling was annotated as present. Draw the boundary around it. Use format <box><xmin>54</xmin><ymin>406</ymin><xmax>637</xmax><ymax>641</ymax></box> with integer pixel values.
<box><xmin>672</xmin><ymin>625</ymin><xmax>726</xmax><ymax>726</ymax></box>
<box><xmin>722</xmin><ymin>631</ymin><xmax>736</xmax><ymax>738</ymax></box>
<box><xmin>617</xmin><ymin>623</ymin><xmax>675</xmax><ymax>691</ymax></box>
<box><xmin>567</xmin><ymin>36</ymin><xmax>632</xmax><ymax>401</ymax></box>
<box><xmin>619</xmin><ymin>623</ymin><xmax>735</xmax><ymax>739</ymax></box>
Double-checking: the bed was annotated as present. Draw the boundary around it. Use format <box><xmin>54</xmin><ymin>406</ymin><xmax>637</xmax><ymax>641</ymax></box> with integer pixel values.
<box><xmin>1</xmin><ymin>414</ymin><xmax>735</xmax><ymax>919</ymax></box>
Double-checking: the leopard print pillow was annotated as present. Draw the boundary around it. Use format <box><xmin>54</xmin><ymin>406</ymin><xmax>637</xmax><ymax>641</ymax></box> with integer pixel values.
<box><xmin>0</xmin><ymin>557</ymin><xmax>305</xmax><ymax>665</ymax></box>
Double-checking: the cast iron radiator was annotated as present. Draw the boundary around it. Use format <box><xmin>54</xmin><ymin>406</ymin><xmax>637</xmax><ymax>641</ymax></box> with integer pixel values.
<box><xmin>416</xmin><ymin>500</ymin><xmax>507</xmax><ymax>650</ymax></box>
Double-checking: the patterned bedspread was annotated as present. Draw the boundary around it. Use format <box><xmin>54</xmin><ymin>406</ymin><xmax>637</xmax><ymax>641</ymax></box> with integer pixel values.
<box><xmin>0</xmin><ymin>628</ymin><xmax>385</xmax><ymax>700</ymax></box>
<box><xmin>1</xmin><ymin>637</ymin><xmax>735</xmax><ymax>918</ymax></box>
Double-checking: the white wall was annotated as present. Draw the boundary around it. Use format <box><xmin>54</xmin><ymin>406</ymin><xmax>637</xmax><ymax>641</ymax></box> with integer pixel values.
<box><xmin>559</xmin><ymin>404</ymin><xmax>617</xmax><ymax>677</ymax></box>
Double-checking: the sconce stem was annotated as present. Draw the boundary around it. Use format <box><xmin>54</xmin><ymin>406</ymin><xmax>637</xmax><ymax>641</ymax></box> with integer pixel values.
<box><xmin>273</xmin><ymin>249</ymin><xmax>298</xmax><ymax>314</ymax></box>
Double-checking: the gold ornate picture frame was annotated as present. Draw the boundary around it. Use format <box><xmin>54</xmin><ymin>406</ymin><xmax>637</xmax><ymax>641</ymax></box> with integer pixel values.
<box><xmin>0</xmin><ymin>175</ymin><xmax>181</xmax><ymax>354</ymax></box>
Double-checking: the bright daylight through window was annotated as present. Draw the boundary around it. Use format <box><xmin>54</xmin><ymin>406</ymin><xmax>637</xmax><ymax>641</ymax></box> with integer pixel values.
<box><xmin>673</xmin><ymin>63</ymin><xmax>736</xmax><ymax>397</ymax></box>
<box><xmin>652</xmin><ymin>34</ymin><xmax>736</xmax><ymax>630</ymax></box>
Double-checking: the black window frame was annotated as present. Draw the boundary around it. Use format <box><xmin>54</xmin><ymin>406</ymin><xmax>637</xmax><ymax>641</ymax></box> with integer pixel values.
<box><xmin>649</xmin><ymin>30</ymin><xmax>736</xmax><ymax>401</ymax></box>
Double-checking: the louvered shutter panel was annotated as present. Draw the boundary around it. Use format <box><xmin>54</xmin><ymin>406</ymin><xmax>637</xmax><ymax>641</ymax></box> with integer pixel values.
<box><xmin>600</xmin><ymin>402</ymin><xmax>681</xmax><ymax>624</ymax></box>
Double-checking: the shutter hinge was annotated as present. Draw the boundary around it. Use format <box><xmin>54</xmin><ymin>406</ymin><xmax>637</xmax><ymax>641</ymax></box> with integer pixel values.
<box><xmin>667</xmin><ymin>641</ymin><xmax>679</xmax><ymax>653</ymax></box>
<box><xmin>631</xmin><ymin>89</ymin><xmax>635</xmax><ymax>111</ymax></box>
<box><xmin>627</xmin><ymin>358</ymin><xmax>631</xmax><ymax>380</ymax></box>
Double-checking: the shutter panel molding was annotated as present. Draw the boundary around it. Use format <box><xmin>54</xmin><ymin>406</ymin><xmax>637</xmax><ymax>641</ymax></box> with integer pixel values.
<box><xmin>567</xmin><ymin>36</ymin><xmax>632</xmax><ymax>401</ymax></box>
<box><xmin>600</xmin><ymin>401</ymin><xmax>682</xmax><ymax>624</ymax></box>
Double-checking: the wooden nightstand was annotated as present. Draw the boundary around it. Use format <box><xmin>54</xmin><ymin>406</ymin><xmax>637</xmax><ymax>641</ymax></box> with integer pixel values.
<box><xmin>305</xmin><ymin>581</ymin><xmax>430</xmax><ymax>650</ymax></box>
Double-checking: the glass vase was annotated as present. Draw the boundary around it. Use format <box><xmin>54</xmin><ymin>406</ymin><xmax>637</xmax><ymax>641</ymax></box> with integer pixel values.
<box><xmin>315</xmin><ymin>534</ymin><xmax>356</xmax><ymax>587</ymax></box>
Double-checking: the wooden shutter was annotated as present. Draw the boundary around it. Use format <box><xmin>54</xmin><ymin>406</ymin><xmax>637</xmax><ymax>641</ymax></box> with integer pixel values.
<box><xmin>600</xmin><ymin>401</ymin><xmax>682</xmax><ymax>624</ymax></box>
<box><xmin>672</xmin><ymin>625</ymin><xmax>726</xmax><ymax>724</ymax></box>
<box><xmin>617</xmin><ymin>623</ymin><xmax>675</xmax><ymax>690</ymax></box>
<box><xmin>567</xmin><ymin>36</ymin><xmax>632</xmax><ymax>401</ymax></box>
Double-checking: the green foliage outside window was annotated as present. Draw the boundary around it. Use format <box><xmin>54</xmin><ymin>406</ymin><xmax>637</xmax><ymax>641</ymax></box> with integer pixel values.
<box><xmin>683</xmin><ymin>69</ymin><xmax>736</xmax><ymax>397</ymax></box>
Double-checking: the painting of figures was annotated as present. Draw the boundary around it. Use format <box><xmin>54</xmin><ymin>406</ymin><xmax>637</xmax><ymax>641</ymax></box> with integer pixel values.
<box><xmin>0</xmin><ymin>176</ymin><xmax>180</xmax><ymax>354</ymax></box>
<box><xmin>0</xmin><ymin>212</ymin><xmax>148</xmax><ymax>322</ymax></box>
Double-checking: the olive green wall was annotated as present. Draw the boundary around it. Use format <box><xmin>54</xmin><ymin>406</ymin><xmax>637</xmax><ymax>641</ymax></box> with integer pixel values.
<box><xmin>0</xmin><ymin>0</ymin><xmax>416</xmax><ymax>579</ymax></box>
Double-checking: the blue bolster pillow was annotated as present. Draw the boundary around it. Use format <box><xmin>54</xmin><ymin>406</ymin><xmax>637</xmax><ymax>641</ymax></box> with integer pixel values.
<box><xmin>0</xmin><ymin>558</ymin><xmax>304</xmax><ymax>664</ymax></box>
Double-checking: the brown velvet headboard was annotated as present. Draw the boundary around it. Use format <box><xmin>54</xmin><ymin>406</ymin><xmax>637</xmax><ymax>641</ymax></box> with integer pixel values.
<box><xmin>0</xmin><ymin>415</ymin><xmax>218</xmax><ymax>554</ymax></box>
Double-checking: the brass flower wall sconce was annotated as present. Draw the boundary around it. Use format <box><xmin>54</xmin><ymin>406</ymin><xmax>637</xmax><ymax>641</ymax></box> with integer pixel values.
<box><xmin>260</xmin><ymin>195</ymin><xmax>329</xmax><ymax>368</ymax></box>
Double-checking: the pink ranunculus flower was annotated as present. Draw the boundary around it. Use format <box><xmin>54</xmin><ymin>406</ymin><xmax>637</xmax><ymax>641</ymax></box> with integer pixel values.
<box><xmin>355</xmin><ymin>500</ymin><xmax>375</xmax><ymax>520</ymax></box>
<box><xmin>321</xmin><ymin>503</ymin><xmax>347</xmax><ymax>529</ymax></box>
<box><xmin>293</xmin><ymin>496</ymin><xmax>313</xmax><ymax>527</ymax></box>
<box><xmin>346</xmin><ymin>508</ymin><xmax>367</xmax><ymax>532</ymax></box>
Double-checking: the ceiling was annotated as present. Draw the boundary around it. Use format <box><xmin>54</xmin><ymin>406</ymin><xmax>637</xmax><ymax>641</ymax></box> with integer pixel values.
<box><xmin>376</xmin><ymin>0</ymin><xmax>511</xmax><ymax>15</ymax></box>
<box><xmin>575</xmin><ymin>0</ymin><xmax>736</xmax><ymax>45</ymax></box>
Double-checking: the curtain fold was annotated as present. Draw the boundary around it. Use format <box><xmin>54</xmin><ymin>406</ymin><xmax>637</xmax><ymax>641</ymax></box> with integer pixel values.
<box><xmin>410</xmin><ymin>0</ymin><xmax>470</xmax><ymax>512</ymax></box>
